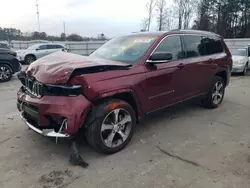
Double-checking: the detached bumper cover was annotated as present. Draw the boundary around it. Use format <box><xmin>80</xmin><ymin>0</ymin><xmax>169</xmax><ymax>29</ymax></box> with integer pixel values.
<box><xmin>20</xmin><ymin>114</ymin><xmax>70</xmax><ymax>138</ymax></box>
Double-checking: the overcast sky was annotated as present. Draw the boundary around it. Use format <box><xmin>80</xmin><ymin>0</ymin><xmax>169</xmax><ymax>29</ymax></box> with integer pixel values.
<box><xmin>0</xmin><ymin>0</ymin><xmax>175</xmax><ymax>37</ymax></box>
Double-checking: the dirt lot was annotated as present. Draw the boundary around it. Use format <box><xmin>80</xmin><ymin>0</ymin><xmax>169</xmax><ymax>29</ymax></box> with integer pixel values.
<box><xmin>1</xmin><ymin>69</ymin><xmax>250</xmax><ymax>188</ymax></box>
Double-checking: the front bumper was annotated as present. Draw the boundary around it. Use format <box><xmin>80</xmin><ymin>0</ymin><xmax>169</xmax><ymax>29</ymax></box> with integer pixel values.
<box><xmin>231</xmin><ymin>64</ymin><xmax>245</xmax><ymax>73</ymax></box>
<box><xmin>20</xmin><ymin>114</ymin><xmax>70</xmax><ymax>138</ymax></box>
<box><xmin>17</xmin><ymin>88</ymin><xmax>93</xmax><ymax>137</ymax></box>
<box><xmin>16</xmin><ymin>55</ymin><xmax>24</xmax><ymax>62</ymax></box>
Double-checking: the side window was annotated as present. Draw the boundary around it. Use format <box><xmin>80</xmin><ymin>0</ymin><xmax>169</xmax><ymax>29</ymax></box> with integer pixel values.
<box><xmin>203</xmin><ymin>37</ymin><xmax>224</xmax><ymax>55</ymax></box>
<box><xmin>39</xmin><ymin>45</ymin><xmax>47</xmax><ymax>50</ymax></box>
<box><xmin>55</xmin><ymin>45</ymin><xmax>64</xmax><ymax>49</ymax></box>
<box><xmin>154</xmin><ymin>36</ymin><xmax>184</xmax><ymax>60</ymax></box>
<box><xmin>47</xmin><ymin>45</ymin><xmax>57</xmax><ymax>49</ymax></box>
<box><xmin>183</xmin><ymin>35</ymin><xmax>204</xmax><ymax>58</ymax></box>
<box><xmin>248</xmin><ymin>47</ymin><xmax>250</xmax><ymax>57</ymax></box>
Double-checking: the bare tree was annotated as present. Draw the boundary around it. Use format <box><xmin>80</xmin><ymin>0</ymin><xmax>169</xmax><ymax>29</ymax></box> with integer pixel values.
<box><xmin>143</xmin><ymin>0</ymin><xmax>155</xmax><ymax>31</ymax></box>
<box><xmin>156</xmin><ymin>0</ymin><xmax>167</xmax><ymax>31</ymax></box>
<box><xmin>174</xmin><ymin>0</ymin><xmax>184</xmax><ymax>29</ymax></box>
<box><xmin>141</xmin><ymin>18</ymin><xmax>149</xmax><ymax>32</ymax></box>
<box><xmin>183</xmin><ymin>0</ymin><xmax>198</xmax><ymax>29</ymax></box>
<box><xmin>174</xmin><ymin>0</ymin><xmax>197</xmax><ymax>29</ymax></box>
<box><xmin>165</xmin><ymin>7</ymin><xmax>175</xmax><ymax>30</ymax></box>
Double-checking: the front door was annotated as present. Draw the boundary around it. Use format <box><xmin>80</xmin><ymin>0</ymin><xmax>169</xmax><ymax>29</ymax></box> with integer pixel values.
<box><xmin>144</xmin><ymin>35</ymin><xmax>187</xmax><ymax>112</ymax></box>
<box><xmin>36</xmin><ymin>44</ymin><xmax>49</xmax><ymax>59</ymax></box>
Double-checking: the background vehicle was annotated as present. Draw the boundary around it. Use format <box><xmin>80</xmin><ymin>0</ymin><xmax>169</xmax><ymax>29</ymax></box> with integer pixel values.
<box><xmin>16</xmin><ymin>43</ymin><xmax>68</xmax><ymax>64</ymax></box>
<box><xmin>0</xmin><ymin>49</ymin><xmax>21</xmax><ymax>82</ymax></box>
<box><xmin>17</xmin><ymin>30</ymin><xmax>232</xmax><ymax>154</ymax></box>
<box><xmin>0</xmin><ymin>42</ymin><xmax>17</xmax><ymax>57</ymax></box>
<box><xmin>229</xmin><ymin>48</ymin><xmax>249</xmax><ymax>75</ymax></box>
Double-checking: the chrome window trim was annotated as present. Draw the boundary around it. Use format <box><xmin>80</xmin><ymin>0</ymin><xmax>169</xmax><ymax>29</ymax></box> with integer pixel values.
<box><xmin>146</xmin><ymin>33</ymin><xmax>225</xmax><ymax>64</ymax></box>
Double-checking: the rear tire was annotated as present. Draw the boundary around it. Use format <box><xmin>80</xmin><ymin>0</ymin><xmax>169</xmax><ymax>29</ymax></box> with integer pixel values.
<box><xmin>25</xmin><ymin>55</ymin><xmax>36</xmax><ymax>64</ymax></box>
<box><xmin>85</xmin><ymin>99</ymin><xmax>136</xmax><ymax>154</ymax></box>
<box><xmin>0</xmin><ymin>64</ymin><xmax>13</xmax><ymax>82</ymax></box>
<box><xmin>202</xmin><ymin>76</ymin><xmax>225</xmax><ymax>109</ymax></box>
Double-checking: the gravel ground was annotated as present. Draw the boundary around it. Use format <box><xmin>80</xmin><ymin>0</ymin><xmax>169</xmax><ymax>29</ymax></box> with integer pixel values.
<box><xmin>1</xmin><ymin>69</ymin><xmax>250</xmax><ymax>188</ymax></box>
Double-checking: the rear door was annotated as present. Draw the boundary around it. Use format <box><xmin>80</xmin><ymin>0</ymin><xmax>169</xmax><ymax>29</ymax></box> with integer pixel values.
<box><xmin>181</xmin><ymin>35</ymin><xmax>208</xmax><ymax>97</ymax></box>
<box><xmin>144</xmin><ymin>35</ymin><xmax>187</xmax><ymax>112</ymax></box>
<box><xmin>46</xmin><ymin>44</ymin><xmax>61</xmax><ymax>54</ymax></box>
<box><xmin>201</xmin><ymin>36</ymin><xmax>226</xmax><ymax>89</ymax></box>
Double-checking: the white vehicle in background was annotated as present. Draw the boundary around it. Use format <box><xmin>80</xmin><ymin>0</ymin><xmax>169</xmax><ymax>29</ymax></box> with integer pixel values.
<box><xmin>16</xmin><ymin>43</ymin><xmax>68</xmax><ymax>64</ymax></box>
<box><xmin>229</xmin><ymin>47</ymin><xmax>249</xmax><ymax>75</ymax></box>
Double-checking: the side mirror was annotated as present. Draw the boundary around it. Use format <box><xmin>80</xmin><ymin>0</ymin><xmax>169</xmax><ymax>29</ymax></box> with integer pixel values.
<box><xmin>35</xmin><ymin>48</ymin><xmax>40</xmax><ymax>51</ymax></box>
<box><xmin>147</xmin><ymin>52</ymin><xmax>173</xmax><ymax>64</ymax></box>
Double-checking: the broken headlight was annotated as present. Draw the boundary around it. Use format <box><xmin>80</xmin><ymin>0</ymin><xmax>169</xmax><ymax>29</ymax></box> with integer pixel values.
<box><xmin>43</xmin><ymin>84</ymin><xmax>82</xmax><ymax>97</ymax></box>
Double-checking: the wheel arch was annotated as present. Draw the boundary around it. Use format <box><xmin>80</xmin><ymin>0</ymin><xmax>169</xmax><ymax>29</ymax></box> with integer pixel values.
<box><xmin>0</xmin><ymin>62</ymin><xmax>14</xmax><ymax>73</ymax></box>
<box><xmin>215</xmin><ymin>69</ymin><xmax>228</xmax><ymax>86</ymax></box>
<box><xmin>82</xmin><ymin>90</ymin><xmax>142</xmax><ymax>129</ymax></box>
<box><xmin>25</xmin><ymin>54</ymin><xmax>37</xmax><ymax>60</ymax></box>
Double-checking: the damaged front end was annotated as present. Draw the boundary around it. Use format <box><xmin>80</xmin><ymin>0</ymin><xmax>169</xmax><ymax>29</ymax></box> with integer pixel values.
<box><xmin>17</xmin><ymin>71</ymin><xmax>93</xmax><ymax>140</ymax></box>
<box><xmin>17</xmin><ymin>52</ymin><xmax>131</xmax><ymax>141</ymax></box>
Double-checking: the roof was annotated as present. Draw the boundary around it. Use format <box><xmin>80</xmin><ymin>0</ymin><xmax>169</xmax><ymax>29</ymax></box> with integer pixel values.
<box><xmin>126</xmin><ymin>29</ymin><xmax>220</xmax><ymax>38</ymax></box>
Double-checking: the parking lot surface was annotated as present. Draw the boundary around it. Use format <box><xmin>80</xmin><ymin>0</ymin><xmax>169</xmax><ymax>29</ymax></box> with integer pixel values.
<box><xmin>1</xmin><ymin>70</ymin><xmax>250</xmax><ymax>188</ymax></box>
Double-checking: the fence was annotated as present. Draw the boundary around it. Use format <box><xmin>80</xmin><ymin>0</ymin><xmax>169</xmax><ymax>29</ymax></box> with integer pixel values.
<box><xmin>8</xmin><ymin>38</ymin><xmax>250</xmax><ymax>56</ymax></box>
<box><xmin>10</xmin><ymin>40</ymin><xmax>107</xmax><ymax>56</ymax></box>
<box><xmin>224</xmin><ymin>38</ymin><xmax>250</xmax><ymax>48</ymax></box>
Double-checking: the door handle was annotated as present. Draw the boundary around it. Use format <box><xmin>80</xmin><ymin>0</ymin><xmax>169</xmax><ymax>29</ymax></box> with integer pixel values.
<box><xmin>177</xmin><ymin>63</ymin><xmax>185</xmax><ymax>69</ymax></box>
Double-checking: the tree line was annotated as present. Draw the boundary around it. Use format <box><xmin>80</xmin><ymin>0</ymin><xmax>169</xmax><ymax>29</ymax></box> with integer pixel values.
<box><xmin>0</xmin><ymin>27</ymin><xmax>107</xmax><ymax>41</ymax></box>
<box><xmin>142</xmin><ymin>0</ymin><xmax>250</xmax><ymax>38</ymax></box>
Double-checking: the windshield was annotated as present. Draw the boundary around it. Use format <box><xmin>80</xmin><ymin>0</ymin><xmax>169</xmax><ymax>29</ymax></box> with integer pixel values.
<box><xmin>90</xmin><ymin>35</ymin><xmax>157</xmax><ymax>64</ymax></box>
<box><xmin>26</xmin><ymin>44</ymin><xmax>39</xmax><ymax>50</ymax></box>
<box><xmin>230</xmin><ymin>48</ymin><xmax>247</xmax><ymax>56</ymax></box>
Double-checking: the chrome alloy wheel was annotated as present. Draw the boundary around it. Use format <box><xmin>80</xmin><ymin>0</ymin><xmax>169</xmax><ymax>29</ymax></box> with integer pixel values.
<box><xmin>100</xmin><ymin>108</ymin><xmax>132</xmax><ymax>148</ymax></box>
<box><xmin>0</xmin><ymin>65</ymin><xmax>11</xmax><ymax>81</ymax></box>
<box><xmin>212</xmin><ymin>81</ymin><xmax>224</xmax><ymax>105</ymax></box>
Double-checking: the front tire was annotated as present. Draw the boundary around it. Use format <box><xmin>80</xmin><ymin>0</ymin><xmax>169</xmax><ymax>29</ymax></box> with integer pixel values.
<box><xmin>242</xmin><ymin>64</ymin><xmax>248</xmax><ymax>76</ymax></box>
<box><xmin>0</xmin><ymin>64</ymin><xmax>13</xmax><ymax>82</ymax></box>
<box><xmin>25</xmin><ymin>55</ymin><xmax>36</xmax><ymax>64</ymax></box>
<box><xmin>202</xmin><ymin>76</ymin><xmax>225</xmax><ymax>109</ymax></box>
<box><xmin>85</xmin><ymin>99</ymin><xmax>136</xmax><ymax>154</ymax></box>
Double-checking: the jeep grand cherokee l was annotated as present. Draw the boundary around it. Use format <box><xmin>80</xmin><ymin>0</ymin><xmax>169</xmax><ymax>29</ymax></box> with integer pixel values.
<box><xmin>17</xmin><ymin>30</ymin><xmax>232</xmax><ymax>154</ymax></box>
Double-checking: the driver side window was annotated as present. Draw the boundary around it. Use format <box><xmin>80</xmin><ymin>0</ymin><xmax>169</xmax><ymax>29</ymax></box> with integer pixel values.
<box><xmin>154</xmin><ymin>36</ymin><xmax>185</xmax><ymax>60</ymax></box>
<box><xmin>39</xmin><ymin>45</ymin><xmax>47</xmax><ymax>50</ymax></box>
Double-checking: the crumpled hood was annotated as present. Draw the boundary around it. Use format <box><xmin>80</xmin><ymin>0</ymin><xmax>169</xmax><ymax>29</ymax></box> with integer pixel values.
<box><xmin>25</xmin><ymin>51</ymin><xmax>130</xmax><ymax>84</ymax></box>
<box><xmin>232</xmin><ymin>55</ymin><xmax>246</xmax><ymax>62</ymax></box>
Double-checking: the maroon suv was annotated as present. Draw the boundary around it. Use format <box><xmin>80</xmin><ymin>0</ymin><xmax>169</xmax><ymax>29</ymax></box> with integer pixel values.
<box><xmin>17</xmin><ymin>30</ymin><xmax>232</xmax><ymax>153</ymax></box>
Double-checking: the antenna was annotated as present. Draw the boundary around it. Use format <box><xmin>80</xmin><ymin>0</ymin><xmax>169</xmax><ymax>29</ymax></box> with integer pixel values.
<box><xmin>36</xmin><ymin>0</ymin><xmax>40</xmax><ymax>32</ymax></box>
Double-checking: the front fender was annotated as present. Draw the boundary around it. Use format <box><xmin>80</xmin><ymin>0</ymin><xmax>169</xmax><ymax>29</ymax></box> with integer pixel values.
<box><xmin>83</xmin><ymin>88</ymin><xmax>143</xmax><ymax>128</ymax></box>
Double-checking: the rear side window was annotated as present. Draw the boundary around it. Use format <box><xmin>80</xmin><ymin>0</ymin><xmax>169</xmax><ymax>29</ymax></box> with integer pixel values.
<box><xmin>154</xmin><ymin>36</ymin><xmax>185</xmax><ymax>60</ymax></box>
<box><xmin>182</xmin><ymin>35</ymin><xmax>205</xmax><ymax>58</ymax></box>
<box><xmin>55</xmin><ymin>45</ymin><xmax>64</xmax><ymax>49</ymax></box>
<box><xmin>47</xmin><ymin>45</ymin><xmax>64</xmax><ymax>49</ymax></box>
<box><xmin>203</xmin><ymin>37</ymin><xmax>224</xmax><ymax>55</ymax></box>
